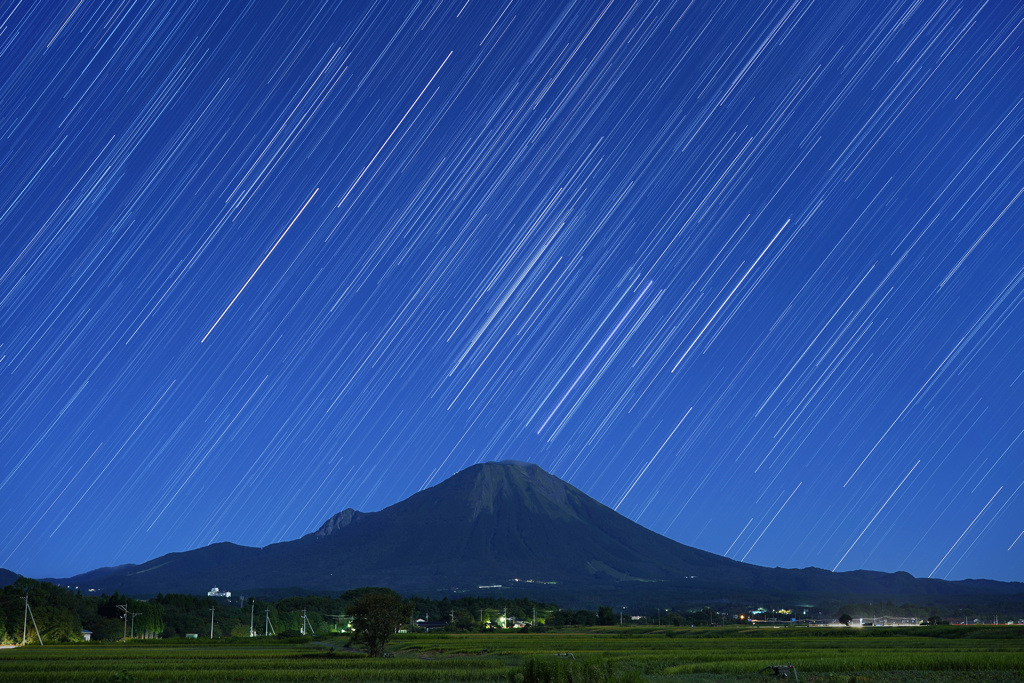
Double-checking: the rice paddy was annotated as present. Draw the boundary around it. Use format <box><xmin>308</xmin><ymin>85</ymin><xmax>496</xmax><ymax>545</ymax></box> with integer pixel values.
<box><xmin>1</xmin><ymin>625</ymin><xmax>1021</xmax><ymax>682</ymax></box>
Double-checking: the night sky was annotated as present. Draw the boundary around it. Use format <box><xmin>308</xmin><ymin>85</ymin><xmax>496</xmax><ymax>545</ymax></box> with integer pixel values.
<box><xmin>2</xmin><ymin>0</ymin><xmax>1022</xmax><ymax>586</ymax></box>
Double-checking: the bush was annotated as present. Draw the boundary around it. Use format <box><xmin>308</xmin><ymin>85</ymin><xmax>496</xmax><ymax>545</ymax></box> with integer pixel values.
<box><xmin>276</xmin><ymin>629</ymin><xmax>311</xmax><ymax>641</ymax></box>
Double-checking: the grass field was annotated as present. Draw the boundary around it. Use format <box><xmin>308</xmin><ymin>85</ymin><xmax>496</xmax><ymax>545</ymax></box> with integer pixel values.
<box><xmin>1</xmin><ymin>626</ymin><xmax>1021</xmax><ymax>682</ymax></box>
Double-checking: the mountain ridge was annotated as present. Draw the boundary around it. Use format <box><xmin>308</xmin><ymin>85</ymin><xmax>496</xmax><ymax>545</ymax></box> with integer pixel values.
<box><xmin>0</xmin><ymin>567</ymin><xmax>20</xmax><ymax>588</ymax></box>
<box><xmin>41</xmin><ymin>461</ymin><xmax>1024</xmax><ymax>608</ymax></box>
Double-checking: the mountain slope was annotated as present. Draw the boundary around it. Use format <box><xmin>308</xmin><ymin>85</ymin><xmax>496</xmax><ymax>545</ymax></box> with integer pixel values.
<box><xmin>0</xmin><ymin>567</ymin><xmax>20</xmax><ymax>588</ymax></box>
<box><xmin>57</xmin><ymin>461</ymin><xmax>1023</xmax><ymax>607</ymax></box>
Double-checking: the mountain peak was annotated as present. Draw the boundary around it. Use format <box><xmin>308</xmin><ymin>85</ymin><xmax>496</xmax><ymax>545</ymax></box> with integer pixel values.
<box><xmin>495</xmin><ymin>459</ymin><xmax>536</xmax><ymax>468</ymax></box>
<box><xmin>456</xmin><ymin>461</ymin><xmax>578</xmax><ymax>521</ymax></box>
<box><xmin>314</xmin><ymin>507</ymin><xmax>364</xmax><ymax>537</ymax></box>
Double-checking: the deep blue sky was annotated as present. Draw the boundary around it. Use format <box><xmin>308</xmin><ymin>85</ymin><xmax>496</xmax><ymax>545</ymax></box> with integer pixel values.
<box><xmin>1</xmin><ymin>0</ymin><xmax>1022</xmax><ymax>585</ymax></box>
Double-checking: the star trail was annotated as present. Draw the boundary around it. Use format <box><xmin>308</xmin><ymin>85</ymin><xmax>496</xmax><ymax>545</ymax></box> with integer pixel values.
<box><xmin>1</xmin><ymin>0</ymin><xmax>1022</xmax><ymax>585</ymax></box>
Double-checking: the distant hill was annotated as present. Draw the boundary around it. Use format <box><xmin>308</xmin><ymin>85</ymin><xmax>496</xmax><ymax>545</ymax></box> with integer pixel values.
<box><xmin>57</xmin><ymin>461</ymin><xmax>1024</xmax><ymax>608</ymax></box>
<box><xmin>0</xmin><ymin>567</ymin><xmax>20</xmax><ymax>588</ymax></box>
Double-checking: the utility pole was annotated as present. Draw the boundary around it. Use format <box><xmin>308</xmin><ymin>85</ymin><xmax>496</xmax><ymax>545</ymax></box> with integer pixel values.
<box><xmin>118</xmin><ymin>603</ymin><xmax>129</xmax><ymax>640</ymax></box>
<box><xmin>210</xmin><ymin>607</ymin><xmax>215</xmax><ymax>639</ymax></box>
<box><xmin>300</xmin><ymin>608</ymin><xmax>315</xmax><ymax>636</ymax></box>
<box><xmin>250</xmin><ymin>601</ymin><xmax>255</xmax><ymax>637</ymax></box>
<box><xmin>265</xmin><ymin>608</ymin><xmax>276</xmax><ymax>636</ymax></box>
<box><xmin>22</xmin><ymin>593</ymin><xmax>43</xmax><ymax>645</ymax></box>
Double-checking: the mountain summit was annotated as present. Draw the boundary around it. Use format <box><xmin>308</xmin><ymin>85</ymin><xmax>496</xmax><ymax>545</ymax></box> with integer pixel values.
<box><xmin>58</xmin><ymin>461</ymin><xmax>1023</xmax><ymax>606</ymax></box>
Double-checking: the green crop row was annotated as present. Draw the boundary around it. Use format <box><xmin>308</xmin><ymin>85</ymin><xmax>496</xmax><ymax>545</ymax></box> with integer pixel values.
<box><xmin>1</xmin><ymin>626</ymin><xmax>1021</xmax><ymax>682</ymax></box>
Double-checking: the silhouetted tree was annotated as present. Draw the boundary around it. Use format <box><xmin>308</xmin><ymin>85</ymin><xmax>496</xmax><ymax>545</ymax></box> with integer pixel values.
<box><xmin>347</xmin><ymin>590</ymin><xmax>408</xmax><ymax>657</ymax></box>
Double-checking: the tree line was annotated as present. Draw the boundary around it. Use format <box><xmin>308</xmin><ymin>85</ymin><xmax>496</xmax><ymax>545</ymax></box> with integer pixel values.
<box><xmin>2</xmin><ymin>576</ymin><xmax>981</xmax><ymax>648</ymax></box>
<box><xmin>0</xmin><ymin>578</ymin><xmax>736</xmax><ymax>645</ymax></box>
<box><xmin>0</xmin><ymin>579</ymin><xmax>563</xmax><ymax>643</ymax></box>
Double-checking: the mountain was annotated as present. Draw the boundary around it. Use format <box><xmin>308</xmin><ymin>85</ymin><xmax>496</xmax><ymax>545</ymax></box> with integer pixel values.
<box><xmin>0</xmin><ymin>567</ymin><xmax>20</xmax><ymax>588</ymax></box>
<box><xmin>57</xmin><ymin>461</ymin><xmax>1023</xmax><ymax>608</ymax></box>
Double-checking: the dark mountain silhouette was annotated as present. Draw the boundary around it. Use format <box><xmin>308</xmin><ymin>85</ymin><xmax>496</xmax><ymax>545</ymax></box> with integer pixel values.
<box><xmin>0</xmin><ymin>567</ymin><xmax>20</xmax><ymax>588</ymax></box>
<box><xmin>54</xmin><ymin>461</ymin><xmax>1023</xmax><ymax>608</ymax></box>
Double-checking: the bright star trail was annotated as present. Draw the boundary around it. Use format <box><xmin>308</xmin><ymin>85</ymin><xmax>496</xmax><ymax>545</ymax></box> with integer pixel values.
<box><xmin>1</xmin><ymin>0</ymin><xmax>1022</xmax><ymax>585</ymax></box>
